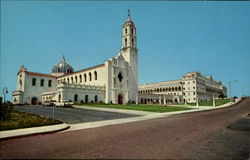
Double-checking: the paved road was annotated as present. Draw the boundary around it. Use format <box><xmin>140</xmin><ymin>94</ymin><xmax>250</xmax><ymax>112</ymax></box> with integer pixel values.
<box><xmin>14</xmin><ymin>106</ymin><xmax>138</xmax><ymax>124</ymax></box>
<box><xmin>1</xmin><ymin>99</ymin><xmax>249</xmax><ymax>159</ymax></box>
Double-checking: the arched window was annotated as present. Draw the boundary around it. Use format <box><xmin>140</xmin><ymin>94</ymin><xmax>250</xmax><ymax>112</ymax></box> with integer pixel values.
<box><xmin>94</xmin><ymin>71</ymin><xmax>97</xmax><ymax>80</ymax></box>
<box><xmin>66</xmin><ymin>68</ymin><xmax>70</xmax><ymax>73</ymax></box>
<box><xmin>175</xmin><ymin>87</ymin><xmax>178</xmax><ymax>91</ymax></box>
<box><xmin>79</xmin><ymin>75</ymin><xmax>82</xmax><ymax>83</ymax></box>
<box><xmin>132</xmin><ymin>38</ymin><xmax>134</xmax><ymax>47</ymax></box>
<box><xmin>85</xmin><ymin>95</ymin><xmax>88</xmax><ymax>103</ymax></box>
<box><xmin>75</xmin><ymin>76</ymin><xmax>78</xmax><ymax>84</ymax></box>
<box><xmin>125</xmin><ymin>28</ymin><xmax>127</xmax><ymax>34</ymax></box>
<box><xmin>131</xmin><ymin>28</ymin><xmax>133</xmax><ymax>35</ymax></box>
<box><xmin>125</xmin><ymin>38</ymin><xmax>127</xmax><ymax>47</ymax></box>
<box><xmin>40</xmin><ymin>79</ymin><xmax>44</xmax><ymax>87</ymax></box>
<box><xmin>89</xmin><ymin>72</ymin><xmax>92</xmax><ymax>81</ymax></box>
<box><xmin>84</xmin><ymin>74</ymin><xmax>87</xmax><ymax>82</ymax></box>
<box><xmin>67</xmin><ymin>78</ymin><xmax>69</xmax><ymax>83</ymax></box>
<box><xmin>19</xmin><ymin>79</ymin><xmax>22</xmax><ymax>90</ymax></box>
<box><xmin>58</xmin><ymin>68</ymin><xmax>61</xmax><ymax>73</ymax></box>
<box><xmin>74</xmin><ymin>94</ymin><xmax>78</xmax><ymax>103</ymax></box>
<box><xmin>94</xmin><ymin>95</ymin><xmax>98</xmax><ymax>102</ymax></box>
<box><xmin>48</xmin><ymin>80</ymin><xmax>52</xmax><ymax>87</ymax></box>
<box><xmin>178</xmin><ymin>86</ymin><xmax>181</xmax><ymax>91</ymax></box>
<box><xmin>71</xmin><ymin>77</ymin><xmax>73</xmax><ymax>83</ymax></box>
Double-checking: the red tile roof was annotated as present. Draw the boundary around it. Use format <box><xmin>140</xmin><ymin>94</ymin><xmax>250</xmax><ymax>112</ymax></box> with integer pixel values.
<box><xmin>26</xmin><ymin>71</ymin><xmax>56</xmax><ymax>78</ymax></box>
<box><xmin>58</xmin><ymin>64</ymin><xmax>105</xmax><ymax>78</ymax></box>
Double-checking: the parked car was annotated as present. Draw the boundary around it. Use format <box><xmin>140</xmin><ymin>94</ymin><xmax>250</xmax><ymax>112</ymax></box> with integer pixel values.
<box><xmin>54</xmin><ymin>101</ymin><xmax>73</xmax><ymax>107</ymax></box>
<box><xmin>42</xmin><ymin>101</ymin><xmax>53</xmax><ymax>106</ymax></box>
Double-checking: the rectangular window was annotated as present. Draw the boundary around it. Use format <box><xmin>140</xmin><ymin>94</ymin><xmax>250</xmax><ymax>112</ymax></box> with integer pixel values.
<box><xmin>32</xmin><ymin>78</ymin><xmax>36</xmax><ymax>86</ymax></box>
<box><xmin>40</xmin><ymin>79</ymin><xmax>44</xmax><ymax>87</ymax></box>
<box><xmin>48</xmin><ymin>80</ymin><xmax>52</xmax><ymax>87</ymax></box>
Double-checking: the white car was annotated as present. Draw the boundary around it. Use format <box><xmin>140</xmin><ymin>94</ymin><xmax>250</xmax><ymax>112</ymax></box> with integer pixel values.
<box><xmin>54</xmin><ymin>101</ymin><xmax>73</xmax><ymax>107</ymax></box>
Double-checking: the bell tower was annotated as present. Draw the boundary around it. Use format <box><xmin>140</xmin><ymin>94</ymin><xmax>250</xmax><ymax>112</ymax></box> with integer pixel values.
<box><xmin>122</xmin><ymin>10</ymin><xmax>137</xmax><ymax>49</ymax></box>
<box><xmin>120</xmin><ymin>10</ymin><xmax>138</xmax><ymax>103</ymax></box>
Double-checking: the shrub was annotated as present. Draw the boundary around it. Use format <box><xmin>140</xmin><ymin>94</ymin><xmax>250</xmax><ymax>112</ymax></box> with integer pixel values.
<box><xmin>0</xmin><ymin>104</ymin><xmax>14</xmax><ymax>120</ymax></box>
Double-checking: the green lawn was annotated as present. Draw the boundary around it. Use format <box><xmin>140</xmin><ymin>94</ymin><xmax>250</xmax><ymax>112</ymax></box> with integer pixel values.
<box><xmin>188</xmin><ymin>99</ymin><xmax>230</xmax><ymax>106</ymax></box>
<box><xmin>0</xmin><ymin>105</ymin><xmax>62</xmax><ymax>131</ymax></box>
<box><xmin>76</xmin><ymin>104</ymin><xmax>193</xmax><ymax>113</ymax></box>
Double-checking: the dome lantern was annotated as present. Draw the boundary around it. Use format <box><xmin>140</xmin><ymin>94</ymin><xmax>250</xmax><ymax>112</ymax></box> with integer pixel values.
<box><xmin>52</xmin><ymin>55</ymin><xmax>74</xmax><ymax>74</ymax></box>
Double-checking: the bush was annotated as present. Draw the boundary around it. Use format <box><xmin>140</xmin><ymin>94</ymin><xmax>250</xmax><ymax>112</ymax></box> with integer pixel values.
<box><xmin>0</xmin><ymin>104</ymin><xmax>14</xmax><ymax>121</ymax></box>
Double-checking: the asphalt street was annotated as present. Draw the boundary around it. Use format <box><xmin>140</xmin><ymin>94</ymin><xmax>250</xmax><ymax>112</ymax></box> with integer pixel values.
<box><xmin>1</xmin><ymin>99</ymin><xmax>249</xmax><ymax>159</ymax></box>
<box><xmin>14</xmin><ymin>105</ymin><xmax>138</xmax><ymax>124</ymax></box>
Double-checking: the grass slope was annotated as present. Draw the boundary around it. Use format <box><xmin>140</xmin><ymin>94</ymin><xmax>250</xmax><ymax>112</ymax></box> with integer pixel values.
<box><xmin>0</xmin><ymin>105</ymin><xmax>62</xmax><ymax>131</ymax></box>
<box><xmin>77</xmin><ymin>104</ymin><xmax>193</xmax><ymax>113</ymax></box>
<box><xmin>188</xmin><ymin>99</ymin><xmax>230</xmax><ymax>106</ymax></box>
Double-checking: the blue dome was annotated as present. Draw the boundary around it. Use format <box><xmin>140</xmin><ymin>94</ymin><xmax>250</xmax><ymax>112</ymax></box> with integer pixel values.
<box><xmin>52</xmin><ymin>55</ymin><xmax>74</xmax><ymax>74</ymax></box>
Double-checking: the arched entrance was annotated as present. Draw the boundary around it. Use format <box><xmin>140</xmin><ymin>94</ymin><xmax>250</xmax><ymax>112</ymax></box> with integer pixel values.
<box><xmin>31</xmin><ymin>97</ymin><xmax>37</xmax><ymax>105</ymax></box>
<box><xmin>118</xmin><ymin>94</ymin><xmax>123</xmax><ymax>104</ymax></box>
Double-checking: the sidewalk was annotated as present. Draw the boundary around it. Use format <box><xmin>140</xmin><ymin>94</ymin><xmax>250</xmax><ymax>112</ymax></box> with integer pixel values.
<box><xmin>0</xmin><ymin>123</ymin><xmax>69</xmax><ymax>140</ymax></box>
<box><xmin>73</xmin><ymin>105</ymin><xmax>153</xmax><ymax>115</ymax></box>
<box><xmin>0</xmin><ymin>99</ymin><xmax>241</xmax><ymax>139</ymax></box>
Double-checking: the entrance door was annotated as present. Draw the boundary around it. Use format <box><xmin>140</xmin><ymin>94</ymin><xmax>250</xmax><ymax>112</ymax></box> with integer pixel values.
<box><xmin>31</xmin><ymin>97</ymin><xmax>37</xmax><ymax>105</ymax></box>
<box><xmin>118</xmin><ymin>94</ymin><xmax>123</xmax><ymax>104</ymax></box>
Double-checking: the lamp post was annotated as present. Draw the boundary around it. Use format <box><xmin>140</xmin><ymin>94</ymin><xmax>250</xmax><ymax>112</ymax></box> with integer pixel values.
<box><xmin>228</xmin><ymin>80</ymin><xmax>237</xmax><ymax>102</ymax></box>
<box><xmin>2</xmin><ymin>87</ymin><xmax>8</xmax><ymax>103</ymax></box>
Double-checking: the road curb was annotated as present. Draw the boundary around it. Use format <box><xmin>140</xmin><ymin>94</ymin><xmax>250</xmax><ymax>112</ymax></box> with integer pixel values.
<box><xmin>73</xmin><ymin>105</ymin><xmax>153</xmax><ymax>115</ymax></box>
<box><xmin>0</xmin><ymin>123</ymin><xmax>70</xmax><ymax>140</ymax></box>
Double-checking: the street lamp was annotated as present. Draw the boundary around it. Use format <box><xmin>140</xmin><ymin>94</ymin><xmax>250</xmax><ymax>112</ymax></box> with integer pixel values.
<box><xmin>228</xmin><ymin>80</ymin><xmax>237</xmax><ymax>102</ymax></box>
<box><xmin>2</xmin><ymin>87</ymin><xmax>8</xmax><ymax>103</ymax></box>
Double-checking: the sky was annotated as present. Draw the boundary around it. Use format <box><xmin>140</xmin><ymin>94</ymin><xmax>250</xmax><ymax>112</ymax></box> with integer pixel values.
<box><xmin>1</xmin><ymin>1</ymin><xmax>250</xmax><ymax>101</ymax></box>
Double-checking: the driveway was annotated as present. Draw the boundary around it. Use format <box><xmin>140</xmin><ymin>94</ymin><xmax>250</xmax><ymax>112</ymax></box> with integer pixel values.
<box><xmin>15</xmin><ymin>105</ymin><xmax>138</xmax><ymax>124</ymax></box>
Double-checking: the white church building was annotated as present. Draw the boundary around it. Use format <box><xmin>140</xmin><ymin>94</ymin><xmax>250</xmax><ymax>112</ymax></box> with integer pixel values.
<box><xmin>12</xmin><ymin>11</ymin><xmax>138</xmax><ymax>105</ymax></box>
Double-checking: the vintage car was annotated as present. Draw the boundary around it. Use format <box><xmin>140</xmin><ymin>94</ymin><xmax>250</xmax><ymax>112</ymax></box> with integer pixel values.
<box><xmin>54</xmin><ymin>100</ymin><xmax>73</xmax><ymax>107</ymax></box>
